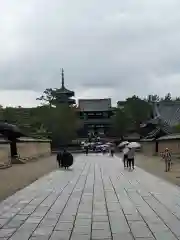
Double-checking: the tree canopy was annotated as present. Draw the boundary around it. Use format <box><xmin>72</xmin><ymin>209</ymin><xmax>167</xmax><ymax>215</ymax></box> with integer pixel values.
<box><xmin>1</xmin><ymin>89</ymin><xmax>180</xmax><ymax>144</ymax></box>
<box><xmin>111</xmin><ymin>95</ymin><xmax>152</xmax><ymax>137</ymax></box>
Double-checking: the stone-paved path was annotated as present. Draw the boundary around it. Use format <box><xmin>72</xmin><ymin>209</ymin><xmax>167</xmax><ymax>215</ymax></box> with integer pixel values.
<box><xmin>1</xmin><ymin>155</ymin><xmax>180</xmax><ymax>239</ymax></box>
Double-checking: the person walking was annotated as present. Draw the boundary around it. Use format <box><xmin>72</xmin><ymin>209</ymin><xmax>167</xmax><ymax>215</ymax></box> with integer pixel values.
<box><xmin>162</xmin><ymin>148</ymin><xmax>171</xmax><ymax>172</ymax></box>
<box><xmin>85</xmin><ymin>145</ymin><xmax>89</xmax><ymax>155</ymax></box>
<box><xmin>110</xmin><ymin>145</ymin><xmax>115</xmax><ymax>157</ymax></box>
<box><xmin>123</xmin><ymin>147</ymin><xmax>129</xmax><ymax>168</ymax></box>
<box><xmin>56</xmin><ymin>151</ymin><xmax>62</xmax><ymax>168</ymax></box>
<box><xmin>61</xmin><ymin>149</ymin><xmax>74</xmax><ymax>170</ymax></box>
<box><xmin>127</xmin><ymin>147</ymin><xmax>135</xmax><ymax>170</ymax></box>
<box><xmin>84</xmin><ymin>142</ymin><xmax>89</xmax><ymax>155</ymax></box>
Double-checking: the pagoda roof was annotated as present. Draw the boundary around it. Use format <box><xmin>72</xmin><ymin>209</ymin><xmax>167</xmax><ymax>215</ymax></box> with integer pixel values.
<box><xmin>56</xmin><ymin>68</ymin><xmax>75</xmax><ymax>96</ymax></box>
<box><xmin>56</xmin><ymin>86</ymin><xmax>74</xmax><ymax>95</ymax></box>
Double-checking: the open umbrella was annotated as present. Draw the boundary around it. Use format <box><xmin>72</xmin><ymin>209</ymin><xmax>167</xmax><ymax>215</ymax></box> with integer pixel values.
<box><xmin>128</xmin><ymin>142</ymin><xmax>141</xmax><ymax>148</ymax></box>
<box><xmin>118</xmin><ymin>141</ymin><xmax>129</xmax><ymax>147</ymax></box>
<box><xmin>0</xmin><ymin>122</ymin><xmax>25</xmax><ymax>139</ymax></box>
<box><xmin>123</xmin><ymin>147</ymin><xmax>129</xmax><ymax>154</ymax></box>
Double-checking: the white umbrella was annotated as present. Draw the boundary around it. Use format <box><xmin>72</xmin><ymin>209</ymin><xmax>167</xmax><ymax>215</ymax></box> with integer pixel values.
<box><xmin>84</xmin><ymin>142</ymin><xmax>91</xmax><ymax>147</ymax></box>
<box><xmin>118</xmin><ymin>141</ymin><xmax>129</xmax><ymax>147</ymax></box>
<box><xmin>107</xmin><ymin>142</ymin><xmax>114</xmax><ymax>146</ymax></box>
<box><xmin>123</xmin><ymin>147</ymin><xmax>129</xmax><ymax>154</ymax></box>
<box><xmin>128</xmin><ymin>142</ymin><xmax>141</xmax><ymax>148</ymax></box>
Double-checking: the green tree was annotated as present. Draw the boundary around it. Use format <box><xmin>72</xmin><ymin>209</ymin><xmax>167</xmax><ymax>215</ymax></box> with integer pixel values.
<box><xmin>124</xmin><ymin>95</ymin><xmax>152</xmax><ymax>133</ymax></box>
<box><xmin>173</xmin><ymin>124</ymin><xmax>180</xmax><ymax>133</ymax></box>
<box><xmin>36</xmin><ymin>88</ymin><xmax>55</xmax><ymax>106</ymax></box>
<box><xmin>111</xmin><ymin>108</ymin><xmax>131</xmax><ymax>139</ymax></box>
<box><xmin>41</xmin><ymin>104</ymin><xmax>79</xmax><ymax>145</ymax></box>
<box><xmin>36</xmin><ymin>87</ymin><xmax>75</xmax><ymax>107</ymax></box>
<box><xmin>147</xmin><ymin>94</ymin><xmax>160</xmax><ymax>102</ymax></box>
<box><xmin>164</xmin><ymin>92</ymin><xmax>172</xmax><ymax>101</ymax></box>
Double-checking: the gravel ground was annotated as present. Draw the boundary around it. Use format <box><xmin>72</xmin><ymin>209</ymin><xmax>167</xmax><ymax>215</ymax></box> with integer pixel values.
<box><xmin>0</xmin><ymin>155</ymin><xmax>58</xmax><ymax>202</ymax></box>
<box><xmin>116</xmin><ymin>152</ymin><xmax>180</xmax><ymax>186</ymax></box>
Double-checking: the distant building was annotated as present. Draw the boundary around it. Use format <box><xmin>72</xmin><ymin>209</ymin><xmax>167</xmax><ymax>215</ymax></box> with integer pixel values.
<box><xmin>55</xmin><ymin>69</ymin><xmax>75</xmax><ymax>105</ymax></box>
<box><xmin>77</xmin><ymin>98</ymin><xmax>114</xmax><ymax>137</ymax></box>
<box><xmin>140</xmin><ymin>101</ymin><xmax>180</xmax><ymax>139</ymax></box>
<box><xmin>117</xmin><ymin>101</ymin><xmax>126</xmax><ymax>109</ymax></box>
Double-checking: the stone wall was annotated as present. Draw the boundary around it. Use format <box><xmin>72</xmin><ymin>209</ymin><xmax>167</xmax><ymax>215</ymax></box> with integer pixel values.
<box><xmin>16</xmin><ymin>139</ymin><xmax>51</xmax><ymax>160</ymax></box>
<box><xmin>141</xmin><ymin>138</ymin><xmax>180</xmax><ymax>155</ymax></box>
<box><xmin>0</xmin><ymin>138</ymin><xmax>51</xmax><ymax>166</ymax></box>
<box><xmin>158</xmin><ymin>140</ymin><xmax>180</xmax><ymax>154</ymax></box>
<box><xmin>0</xmin><ymin>141</ymin><xmax>11</xmax><ymax>165</ymax></box>
<box><xmin>140</xmin><ymin>140</ymin><xmax>156</xmax><ymax>156</ymax></box>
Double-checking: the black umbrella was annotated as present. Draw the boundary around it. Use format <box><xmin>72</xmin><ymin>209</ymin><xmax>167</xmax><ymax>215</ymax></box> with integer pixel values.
<box><xmin>0</xmin><ymin>122</ymin><xmax>25</xmax><ymax>139</ymax></box>
<box><xmin>61</xmin><ymin>151</ymin><xmax>74</xmax><ymax>168</ymax></box>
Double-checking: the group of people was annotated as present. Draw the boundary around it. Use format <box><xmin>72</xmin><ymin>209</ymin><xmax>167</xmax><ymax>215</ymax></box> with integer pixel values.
<box><xmin>84</xmin><ymin>144</ymin><xmax>115</xmax><ymax>156</ymax></box>
<box><xmin>56</xmin><ymin>145</ymin><xmax>172</xmax><ymax>173</ymax></box>
<box><xmin>56</xmin><ymin>149</ymin><xmax>73</xmax><ymax>169</ymax></box>
<box><xmin>123</xmin><ymin>146</ymin><xmax>135</xmax><ymax>170</ymax></box>
<box><xmin>123</xmin><ymin>145</ymin><xmax>172</xmax><ymax>172</ymax></box>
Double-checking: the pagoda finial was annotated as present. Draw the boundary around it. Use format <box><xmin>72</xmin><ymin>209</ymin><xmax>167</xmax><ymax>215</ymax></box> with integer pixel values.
<box><xmin>61</xmin><ymin>68</ymin><xmax>64</xmax><ymax>88</ymax></box>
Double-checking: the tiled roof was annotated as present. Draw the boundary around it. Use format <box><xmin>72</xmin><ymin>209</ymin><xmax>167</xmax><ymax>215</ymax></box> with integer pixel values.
<box><xmin>157</xmin><ymin>133</ymin><xmax>180</xmax><ymax>141</ymax></box>
<box><xmin>78</xmin><ymin>98</ymin><xmax>112</xmax><ymax>111</ymax></box>
<box><xmin>56</xmin><ymin>86</ymin><xmax>75</xmax><ymax>95</ymax></box>
<box><xmin>154</xmin><ymin>101</ymin><xmax>180</xmax><ymax>127</ymax></box>
<box><xmin>144</xmin><ymin>120</ymin><xmax>172</xmax><ymax>139</ymax></box>
<box><xmin>140</xmin><ymin>138</ymin><xmax>154</xmax><ymax>142</ymax></box>
<box><xmin>144</xmin><ymin>127</ymin><xmax>160</xmax><ymax>139</ymax></box>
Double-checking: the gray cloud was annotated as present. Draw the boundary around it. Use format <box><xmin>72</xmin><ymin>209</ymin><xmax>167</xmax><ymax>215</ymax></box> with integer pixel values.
<box><xmin>1</xmin><ymin>0</ymin><xmax>180</xmax><ymax>106</ymax></box>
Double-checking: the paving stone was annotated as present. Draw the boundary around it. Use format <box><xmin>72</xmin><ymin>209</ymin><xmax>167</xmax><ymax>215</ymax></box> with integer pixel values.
<box><xmin>29</xmin><ymin>237</ymin><xmax>50</xmax><ymax>240</ymax></box>
<box><xmin>60</xmin><ymin>215</ymin><xmax>76</xmax><ymax>221</ymax></box>
<box><xmin>75</xmin><ymin>218</ymin><xmax>91</xmax><ymax>226</ymax></box>
<box><xmin>0</xmin><ymin>218</ymin><xmax>9</xmax><ymax>227</ymax></box>
<box><xmin>12</xmin><ymin>214</ymin><xmax>29</xmax><ymax>221</ymax></box>
<box><xmin>55</xmin><ymin>222</ymin><xmax>73</xmax><ymax>231</ymax></box>
<box><xmin>1</xmin><ymin>155</ymin><xmax>180</xmax><ymax>239</ymax></box>
<box><xmin>92</xmin><ymin>229</ymin><xmax>111</xmax><ymax>239</ymax></box>
<box><xmin>93</xmin><ymin>215</ymin><xmax>109</xmax><ymax>222</ymax></box>
<box><xmin>73</xmin><ymin>225</ymin><xmax>91</xmax><ymax>234</ymax></box>
<box><xmin>112</xmin><ymin>232</ymin><xmax>134</xmax><ymax>240</ymax></box>
<box><xmin>129</xmin><ymin>221</ymin><xmax>154</xmax><ymax>238</ymax></box>
<box><xmin>125</xmin><ymin>213</ymin><xmax>142</xmax><ymax>221</ymax></box>
<box><xmin>153</xmin><ymin>231</ymin><xmax>178</xmax><ymax>240</ymax></box>
<box><xmin>0</xmin><ymin>212</ymin><xmax>16</xmax><ymax>219</ymax></box>
<box><xmin>49</xmin><ymin>230</ymin><xmax>71</xmax><ymax>239</ymax></box>
<box><xmin>111</xmin><ymin>220</ymin><xmax>130</xmax><ymax>234</ymax></box>
<box><xmin>92</xmin><ymin>222</ymin><xmax>110</xmax><ymax>230</ymax></box>
<box><xmin>32</xmin><ymin>226</ymin><xmax>54</xmax><ymax>236</ymax></box>
<box><xmin>76</xmin><ymin>213</ymin><xmax>91</xmax><ymax>219</ymax></box>
<box><xmin>39</xmin><ymin>219</ymin><xmax>58</xmax><ymax>227</ymax></box>
<box><xmin>3</xmin><ymin>219</ymin><xmax>24</xmax><ymax>228</ymax></box>
<box><xmin>147</xmin><ymin>222</ymin><xmax>170</xmax><ymax>233</ymax></box>
<box><xmin>9</xmin><ymin>231</ymin><xmax>32</xmax><ymax>240</ymax></box>
<box><xmin>70</xmin><ymin>234</ymin><xmax>90</xmax><ymax>240</ymax></box>
<box><xmin>0</xmin><ymin>228</ymin><xmax>16</xmax><ymax>238</ymax></box>
<box><xmin>135</xmin><ymin>238</ymin><xmax>155</xmax><ymax>240</ymax></box>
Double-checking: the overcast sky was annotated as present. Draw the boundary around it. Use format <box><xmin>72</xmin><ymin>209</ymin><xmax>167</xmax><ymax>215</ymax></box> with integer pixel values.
<box><xmin>1</xmin><ymin>0</ymin><xmax>180</xmax><ymax>107</ymax></box>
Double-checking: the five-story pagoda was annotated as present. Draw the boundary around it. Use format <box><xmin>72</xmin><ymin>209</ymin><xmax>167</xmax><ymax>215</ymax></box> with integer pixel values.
<box><xmin>54</xmin><ymin>69</ymin><xmax>75</xmax><ymax>106</ymax></box>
